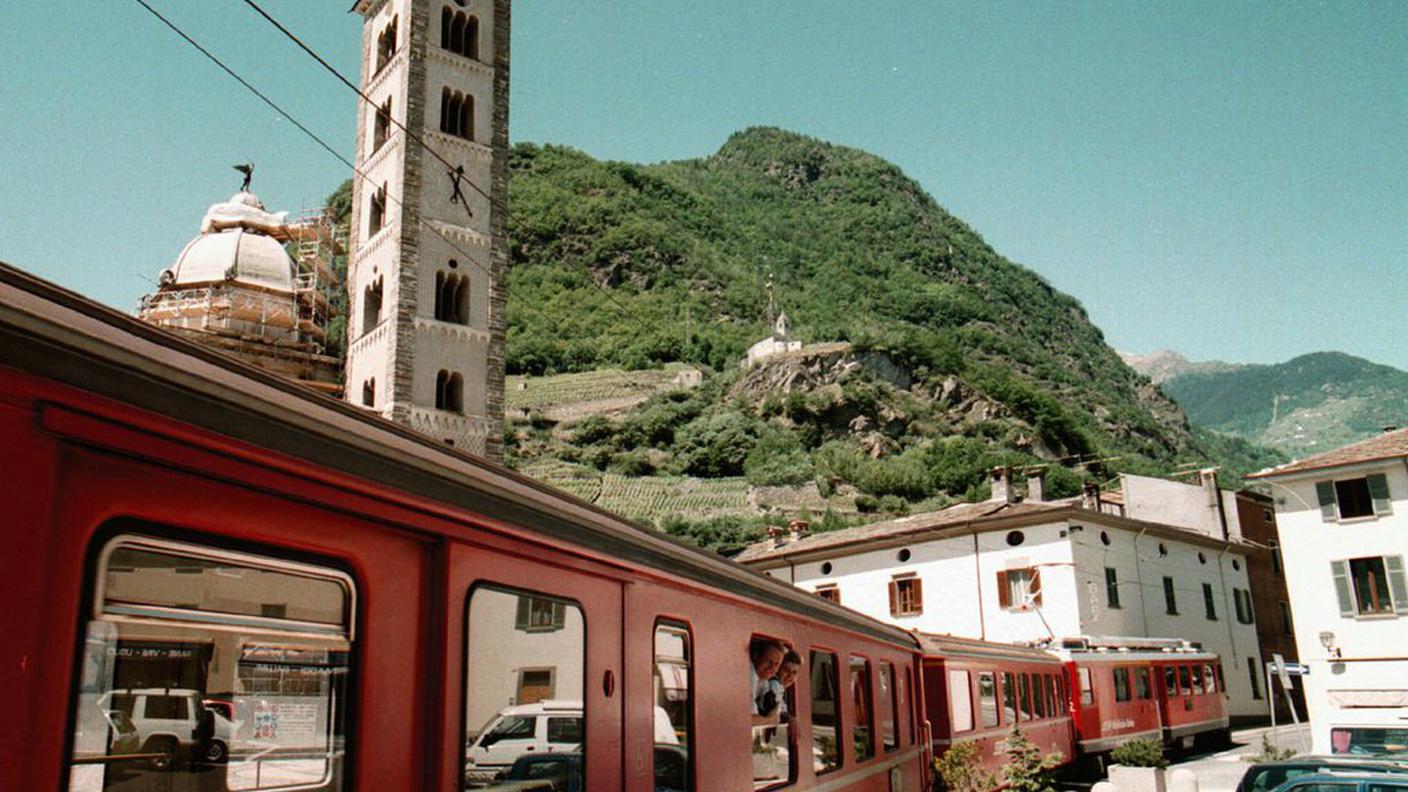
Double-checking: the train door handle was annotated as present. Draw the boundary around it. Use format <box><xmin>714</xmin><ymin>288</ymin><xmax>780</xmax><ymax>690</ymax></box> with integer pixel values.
<box><xmin>603</xmin><ymin>669</ymin><xmax>615</xmax><ymax>698</ymax></box>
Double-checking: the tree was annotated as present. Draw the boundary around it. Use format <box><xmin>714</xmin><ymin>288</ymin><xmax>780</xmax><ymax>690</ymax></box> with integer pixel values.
<box><xmin>933</xmin><ymin>740</ymin><xmax>997</xmax><ymax>792</ymax></box>
<box><xmin>1000</xmin><ymin>726</ymin><xmax>1063</xmax><ymax>792</ymax></box>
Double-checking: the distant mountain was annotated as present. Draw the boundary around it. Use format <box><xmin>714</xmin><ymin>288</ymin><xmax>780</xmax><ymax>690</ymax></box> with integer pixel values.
<box><xmin>1120</xmin><ymin>349</ymin><xmax>1240</xmax><ymax>384</ymax></box>
<box><xmin>1159</xmin><ymin>352</ymin><xmax>1408</xmax><ymax>456</ymax></box>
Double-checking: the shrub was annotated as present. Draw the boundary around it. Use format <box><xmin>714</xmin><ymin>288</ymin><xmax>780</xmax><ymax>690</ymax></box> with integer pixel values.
<box><xmin>1001</xmin><ymin>726</ymin><xmax>1064</xmax><ymax>792</ymax></box>
<box><xmin>1251</xmin><ymin>733</ymin><xmax>1296</xmax><ymax>763</ymax></box>
<box><xmin>878</xmin><ymin>495</ymin><xmax>909</xmax><ymax>514</ymax></box>
<box><xmin>744</xmin><ymin>428</ymin><xmax>813</xmax><ymax>486</ymax></box>
<box><xmin>673</xmin><ymin>409</ymin><xmax>760</xmax><ymax>477</ymax></box>
<box><xmin>934</xmin><ymin>740</ymin><xmax>997</xmax><ymax>792</ymax></box>
<box><xmin>854</xmin><ymin>494</ymin><xmax>880</xmax><ymax>513</ymax></box>
<box><xmin>1110</xmin><ymin>737</ymin><xmax>1167</xmax><ymax>769</ymax></box>
<box><xmin>572</xmin><ymin>415</ymin><xmax>616</xmax><ymax>446</ymax></box>
<box><xmin>608</xmin><ymin>449</ymin><xmax>655</xmax><ymax>476</ymax></box>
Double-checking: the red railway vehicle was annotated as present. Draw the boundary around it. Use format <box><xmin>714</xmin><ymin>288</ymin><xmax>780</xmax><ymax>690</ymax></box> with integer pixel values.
<box><xmin>917</xmin><ymin>634</ymin><xmax>1075</xmax><ymax>778</ymax></box>
<box><xmin>0</xmin><ymin>261</ymin><xmax>934</xmax><ymax>792</ymax></box>
<box><xmin>1059</xmin><ymin>637</ymin><xmax>1230</xmax><ymax>756</ymax></box>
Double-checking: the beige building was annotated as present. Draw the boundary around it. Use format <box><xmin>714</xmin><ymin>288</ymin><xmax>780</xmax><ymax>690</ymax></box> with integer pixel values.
<box><xmin>345</xmin><ymin>0</ymin><xmax>510</xmax><ymax>459</ymax></box>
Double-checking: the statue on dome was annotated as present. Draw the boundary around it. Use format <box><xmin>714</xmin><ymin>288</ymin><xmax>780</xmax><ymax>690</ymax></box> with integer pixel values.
<box><xmin>234</xmin><ymin>162</ymin><xmax>254</xmax><ymax>193</ymax></box>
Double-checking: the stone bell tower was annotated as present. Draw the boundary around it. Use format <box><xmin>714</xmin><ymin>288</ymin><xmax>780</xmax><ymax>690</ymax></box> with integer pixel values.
<box><xmin>346</xmin><ymin>0</ymin><xmax>509</xmax><ymax>460</ymax></box>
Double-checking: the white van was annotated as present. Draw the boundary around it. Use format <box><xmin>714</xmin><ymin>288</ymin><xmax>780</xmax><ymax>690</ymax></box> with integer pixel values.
<box><xmin>100</xmin><ymin>688</ymin><xmax>238</xmax><ymax>768</ymax></box>
<box><xmin>464</xmin><ymin>700</ymin><xmax>584</xmax><ymax>786</ymax></box>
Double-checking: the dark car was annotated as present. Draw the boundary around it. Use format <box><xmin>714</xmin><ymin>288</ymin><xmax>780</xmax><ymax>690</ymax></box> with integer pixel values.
<box><xmin>1239</xmin><ymin>758</ymin><xmax>1408</xmax><ymax>792</ymax></box>
<box><xmin>494</xmin><ymin>753</ymin><xmax>582</xmax><ymax>792</ymax></box>
<box><xmin>1269</xmin><ymin>773</ymin><xmax>1408</xmax><ymax>792</ymax></box>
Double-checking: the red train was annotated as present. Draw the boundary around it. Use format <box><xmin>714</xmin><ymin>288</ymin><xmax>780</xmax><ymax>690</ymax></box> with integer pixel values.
<box><xmin>0</xmin><ymin>263</ymin><xmax>934</xmax><ymax>791</ymax></box>
<box><xmin>917</xmin><ymin>633</ymin><xmax>1231</xmax><ymax>780</ymax></box>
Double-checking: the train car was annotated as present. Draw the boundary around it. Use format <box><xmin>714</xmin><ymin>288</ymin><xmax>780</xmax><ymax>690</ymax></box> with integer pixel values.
<box><xmin>1059</xmin><ymin>637</ymin><xmax>1230</xmax><ymax>756</ymax></box>
<box><xmin>917</xmin><ymin>634</ymin><xmax>1075</xmax><ymax>778</ymax></box>
<box><xmin>0</xmin><ymin>261</ymin><xmax>934</xmax><ymax>792</ymax></box>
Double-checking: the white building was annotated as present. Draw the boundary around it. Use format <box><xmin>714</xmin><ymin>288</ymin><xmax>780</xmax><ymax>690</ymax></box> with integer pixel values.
<box><xmin>736</xmin><ymin>472</ymin><xmax>1267</xmax><ymax>719</ymax></box>
<box><xmin>1248</xmin><ymin>428</ymin><xmax>1408</xmax><ymax>754</ymax></box>
<box><xmin>743</xmin><ymin>311</ymin><xmax>802</xmax><ymax>368</ymax></box>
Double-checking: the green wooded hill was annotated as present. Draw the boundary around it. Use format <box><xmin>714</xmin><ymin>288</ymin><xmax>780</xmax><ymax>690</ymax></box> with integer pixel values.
<box><xmin>1159</xmin><ymin>352</ymin><xmax>1408</xmax><ymax>456</ymax></box>
<box><xmin>327</xmin><ymin>127</ymin><xmax>1285</xmax><ymax>547</ymax></box>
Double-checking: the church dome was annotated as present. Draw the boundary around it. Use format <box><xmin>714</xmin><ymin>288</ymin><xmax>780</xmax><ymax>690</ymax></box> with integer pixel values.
<box><xmin>167</xmin><ymin>227</ymin><xmax>296</xmax><ymax>292</ymax></box>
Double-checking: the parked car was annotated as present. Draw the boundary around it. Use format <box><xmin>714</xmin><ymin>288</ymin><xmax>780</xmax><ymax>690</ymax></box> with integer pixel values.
<box><xmin>1239</xmin><ymin>757</ymin><xmax>1408</xmax><ymax>792</ymax></box>
<box><xmin>100</xmin><ymin>688</ymin><xmax>237</xmax><ymax>768</ymax></box>
<box><xmin>1270</xmin><ymin>773</ymin><xmax>1408</xmax><ymax>792</ymax></box>
<box><xmin>464</xmin><ymin>701</ymin><xmax>585</xmax><ymax>787</ymax></box>
<box><xmin>491</xmin><ymin>753</ymin><xmax>583</xmax><ymax>792</ymax></box>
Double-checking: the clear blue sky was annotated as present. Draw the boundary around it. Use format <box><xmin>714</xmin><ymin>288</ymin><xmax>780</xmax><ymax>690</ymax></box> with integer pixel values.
<box><xmin>3</xmin><ymin>1</ymin><xmax>1405</xmax><ymax>369</ymax></box>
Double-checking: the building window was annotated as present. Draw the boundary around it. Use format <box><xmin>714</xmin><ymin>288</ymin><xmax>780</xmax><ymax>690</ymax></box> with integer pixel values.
<box><xmin>888</xmin><ymin>575</ymin><xmax>923</xmax><ymax>616</ymax></box>
<box><xmin>653</xmin><ymin>622</ymin><xmax>693</xmax><ymax>791</ymax></box>
<box><xmin>1279</xmin><ymin>601</ymin><xmax>1294</xmax><ymax>637</ymax></box>
<box><xmin>1163</xmin><ymin>576</ymin><xmax>1178</xmax><ymax>615</ymax></box>
<box><xmin>1269</xmin><ymin>539</ymin><xmax>1284</xmax><ymax>576</ymax></box>
<box><xmin>441</xmin><ymin>7</ymin><xmax>480</xmax><ymax>60</ymax></box>
<box><xmin>435</xmin><ymin>370</ymin><xmax>464</xmax><ymax>413</ymax></box>
<box><xmin>368</xmin><ymin>182</ymin><xmax>387</xmax><ymax>236</ymax></box>
<box><xmin>810</xmin><ymin>650</ymin><xmax>842</xmax><ymax>775</ymax></box>
<box><xmin>439</xmin><ymin>87</ymin><xmax>475</xmax><ymax>140</ymax></box>
<box><xmin>374</xmin><ymin>15</ymin><xmax>398</xmax><ymax>74</ymax></box>
<box><xmin>1333</xmin><ymin>556</ymin><xmax>1408</xmax><ymax>617</ymax></box>
<box><xmin>1203</xmin><ymin>583</ymin><xmax>1218</xmax><ymax>621</ymax></box>
<box><xmin>514</xmin><ymin>595</ymin><xmax>566</xmax><ymax>632</ymax></box>
<box><xmin>1234</xmin><ymin>588</ymin><xmax>1255</xmax><ymax>624</ymax></box>
<box><xmin>997</xmin><ymin>568</ymin><xmax>1041</xmax><ymax>610</ymax></box>
<box><xmin>1113</xmin><ymin>668</ymin><xmax>1131</xmax><ymax>702</ymax></box>
<box><xmin>361</xmin><ymin>378</ymin><xmax>375</xmax><ymax>408</ymax></box>
<box><xmin>816</xmin><ymin>585</ymin><xmax>840</xmax><ymax>604</ymax></box>
<box><xmin>1317</xmin><ymin>474</ymin><xmax>1392</xmax><ymax>521</ymax></box>
<box><xmin>361</xmin><ymin>276</ymin><xmax>383</xmax><ymax>333</ymax></box>
<box><xmin>435</xmin><ymin>270</ymin><xmax>470</xmax><ymax>324</ymax></box>
<box><xmin>1105</xmin><ymin>567</ymin><xmax>1121</xmax><ymax>609</ymax></box>
<box><xmin>1248</xmin><ymin>658</ymin><xmax>1262</xmax><ymax>700</ymax></box>
<box><xmin>372</xmin><ymin>96</ymin><xmax>392</xmax><ymax>152</ymax></box>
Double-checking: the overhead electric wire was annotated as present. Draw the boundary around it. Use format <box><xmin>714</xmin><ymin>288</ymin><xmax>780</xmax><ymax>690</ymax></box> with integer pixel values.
<box><xmin>129</xmin><ymin>0</ymin><xmax>698</xmax><ymax>397</ymax></box>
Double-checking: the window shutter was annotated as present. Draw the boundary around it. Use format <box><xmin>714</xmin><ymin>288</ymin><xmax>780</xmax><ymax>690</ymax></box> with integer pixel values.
<box><xmin>997</xmin><ymin>571</ymin><xmax>1011</xmax><ymax>609</ymax></box>
<box><xmin>1386</xmin><ymin>556</ymin><xmax>1408</xmax><ymax>615</ymax></box>
<box><xmin>1368</xmin><ymin>473</ymin><xmax>1393</xmax><ymax>516</ymax></box>
<box><xmin>552</xmin><ymin>602</ymin><xmax>566</xmax><ymax>629</ymax></box>
<box><xmin>888</xmin><ymin>580</ymin><xmax>899</xmax><ymax>616</ymax></box>
<box><xmin>1330</xmin><ymin>560</ymin><xmax>1355</xmax><ymax>617</ymax></box>
<box><xmin>912</xmin><ymin>578</ymin><xmax>924</xmax><ymax>613</ymax></box>
<box><xmin>1030</xmin><ymin>569</ymin><xmax>1043</xmax><ymax>607</ymax></box>
<box><xmin>1316</xmin><ymin>481</ymin><xmax>1338</xmax><ymax>521</ymax></box>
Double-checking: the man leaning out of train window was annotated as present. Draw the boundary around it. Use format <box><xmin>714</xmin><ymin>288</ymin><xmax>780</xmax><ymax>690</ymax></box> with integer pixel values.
<box><xmin>759</xmin><ymin>651</ymin><xmax>802</xmax><ymax>725</ymax></box>
<box><xmin>750</xmin><ymin>638</ymin><xmax>787</xmax><ymax>725</ymax></box>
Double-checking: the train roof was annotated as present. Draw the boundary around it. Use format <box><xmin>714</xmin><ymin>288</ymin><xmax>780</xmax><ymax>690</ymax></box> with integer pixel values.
<box><xmin>0</xmin><ymin>261</ymin><xmax>917</xmax><ymax>649</ymax></box>
<box><xmin>914</xmin><ymin>633</ymin><xmax>1063</xmax><ymax>665</ymax></box>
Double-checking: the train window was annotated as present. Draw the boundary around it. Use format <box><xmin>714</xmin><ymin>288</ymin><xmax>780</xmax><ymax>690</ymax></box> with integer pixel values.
<box><xmin>1203</xmin><ymin>663</ymin><xmax>1217</xmax><ymax>694</ymax></box>
<box><xmin>948</xmin><ymin>670</ymin><xmax>974</xmax><ymax>733</ymax></box>
<box><xmin>1003</xmin><ymin>672</ymin><xmax>1019</xmax><ymax>721</ymax></box>
<box><xmin>878</xmin><ymin>662</ymin><xmax>899</xmax><ymax>752</ymax></box>
<box><xmin>1078</xmin><ymin>668</ymin><xmax>1094</xmax><ymax>706</ymax></box>
<box><xmin>465</xmin><ymin>586</ymin><xmax>585</xmax><ymax>790</ymax></box>
<box><xmin>1045</xmin><ymin>674</ymin><xmax>1056</xmax><ymax>717</ymax></box>
<box><xmin>850</xmin><ymin>656</ymin><xmax>876</xmax><ymax>761</ymax></box>
<box><xmin>654</xmin><ymin>621</ymin><xmax>693</xmax><ymax>792</ymax></box>
<box><xmin>1165</xmin><ymin>666</ymin><xmax>1178</xmax><ymax>697</ymax></box>
<box><xmin>1135</xmin><ymin>667</ymin><xmax>1152</xmax><ymax>699</ymax></box>
<box><xmin>67</xmin><ymin>535</ymin><xmax>355</xmax><ymax>792</ymax></box>
<box><xmin>1192</xmin><ymin>665</ymin><xmax>1205</xmax><ymax>694</ymax></box>
<box><xmin>751</xmin><ymin>634</ymin><xmax>796</xmax><ymax>789</ymax></box>
<box><xmin>905</xmin><ymin>666</ymin><xmax>916</xmax><ymax>746</ymax></box>
<box><xmin>1178</xmin><ymin>665</ymin><xmax>1192</xmax><ymax>695</ymax></box>
<box><xmin>977</xmin><ymin>672</ymin><xmax>999</xmax><ymax>728</ymax></box>
<box><xmin>1032</xmin><ymin>674</ymin><xmax>1046</xmax><ymax>717</ymax></box>
<box><xmin>810</xmin><ymin>650</ymin><xmax>842</xmax><ymax>775</ymax></box>
<box><xmin>1113</xmin><ymin>668</ymin><xmax>1131</xmax><ymax>702</ymax></box>
<box><xmin>1017</xmin><ymin>673</ymin><xmax>1032</xmax><ymax>721</ymax></box>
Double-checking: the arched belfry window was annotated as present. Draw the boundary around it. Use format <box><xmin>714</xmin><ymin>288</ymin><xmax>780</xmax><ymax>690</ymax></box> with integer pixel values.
<box><xmin>368</xmin><ymin>183</ymin><xmax>387</xmax><ymax>236</ymax></box>
<box><xmin>435</xmin><ymin>370</ymin><xmax>464</xmax><ymax>413</ymax></box>
<box><xmin>362</xmin><ymin>276</ymin><xmax>383</xmax><ymax>334</ymax></box>
<box><xmin>441</xmin><ymin>7</ymin><xmax>480</xmax><ymax>60</ymax></box>
<box><xmin>361</xmin><ymin>378</ymin><xmax>376</xmax><ymax>407</ymax></box>
<box><xmin>375</xmin><ymin>16</ymin><xmax>398</xmax><ymax>74</ymax></box>
<box><xmin>438</xmin><ymin>88</ymin><xmax>474</xmax><ymax>141</ymax></box>
<box><xmin>373</xmin><ymin>96</ymin><xmax>392</xmax><ymax>151</ymax></box>
<box><xmin>434</xmin><ymin>270</ymin><xmax>470</xmax><ymax>324</ymax></box>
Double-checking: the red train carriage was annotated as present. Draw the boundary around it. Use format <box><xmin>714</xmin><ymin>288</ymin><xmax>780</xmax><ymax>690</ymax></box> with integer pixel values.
<box><xmin>0</xmin><ymin>261</ymin><xmax>933</xmax><ymax>792</ymax></box>
<box><xmin>918</xmin><ymin>634</ymin><xmax>1075</xmax><ymax>778</ymax></box>
<box><xmin>1059</xmin><ymin>638</ymin><xmax>1230</xmax><ymax>756</ymax></box>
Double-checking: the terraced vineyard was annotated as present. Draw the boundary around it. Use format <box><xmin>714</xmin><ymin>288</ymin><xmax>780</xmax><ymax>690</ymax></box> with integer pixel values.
<box><xmin>595</xmin><ymin>473</ymin><xmax>753</xmax><ymax>523</ymax></box>
<box><xmin>506</xmin><ymin>364</ymin><xmax>697</xmax><ymax>412</ymax></box>
<box><xmin>518</xmin><ymin>458</ymin><xmax>602</xmax><ymax>502</ymax></box>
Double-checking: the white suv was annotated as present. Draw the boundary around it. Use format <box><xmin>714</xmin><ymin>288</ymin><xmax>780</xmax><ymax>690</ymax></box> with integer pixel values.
<box><xmin>101</xmin><ymin>688</ymin><xmax>237</xmax><ymax>768</ymax></box>
<box><xmin>464</xmin><ymin>701</ymin><xmax>583</xmax><ymax>787</ymax></box>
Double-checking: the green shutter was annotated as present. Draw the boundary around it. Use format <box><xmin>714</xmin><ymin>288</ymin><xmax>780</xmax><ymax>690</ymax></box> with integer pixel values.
<box><xmin>1368</xmin><ymin>473</ymin><xmax>1393</xmax><ymax>516</ymax></box>
<box><xmin>1331</xmin><ymin>560</ymin><xmax>1355</xmax><ymax>617</ymax></box>
<box><xmin>1316</xmin><ymin>481</ymin><xmax>1338</xmax><ymax>521</ymax></box>
<box><xmin>1386</xmin><ymin>556</ymin><xmax>1408</xmax><ymax>615</ymax></box>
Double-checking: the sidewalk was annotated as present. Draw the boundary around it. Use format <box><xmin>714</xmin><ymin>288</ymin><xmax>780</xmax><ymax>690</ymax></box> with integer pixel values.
<box><xmin>1163</xmin><ymin>723</ymin><xmax>1312</xmax><ymax>792</ymax></box>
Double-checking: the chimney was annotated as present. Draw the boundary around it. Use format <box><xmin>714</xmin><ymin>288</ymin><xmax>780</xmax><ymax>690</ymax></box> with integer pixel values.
<box><xmin>766</xmin><ymin>524</ymin><xmax>786</xmax><ymax>549</ymax></box>
<box><xmin>787</xmin><ymin>519</ymin><xmax>810</xmax><ymax>542</ymax></box>
<box><xmin>1082</xmin><ymin>481</ymin><xmax>1101</xmax><ymax>511</ymax></box>
<box><xmin>1027</xmin><ymin>470</ymin><xmax>1046</xmax><ymax>503</ymax></box>
<box><xmin>990</xmin><ymin>466</ymin><xmax>1015</xmax><ymax>503</ymax></box>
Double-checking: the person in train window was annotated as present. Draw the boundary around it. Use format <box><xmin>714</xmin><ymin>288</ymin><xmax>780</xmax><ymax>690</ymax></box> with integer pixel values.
<box><xmin>760</xmin><ymin>651</ymin><xmax>802</xmax><ymax>721</ymax></box>
<box><xmin>750</xmin><ymin>638</ymin><xmax>786</xmax><ymax>717</ymax></box>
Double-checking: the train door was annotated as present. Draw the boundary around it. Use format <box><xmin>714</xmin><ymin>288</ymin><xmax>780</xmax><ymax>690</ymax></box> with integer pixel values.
<box><xmin>446</xmin><ymin>542</ymin><xmax>623</xmax><ymax>791</ymax></box>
